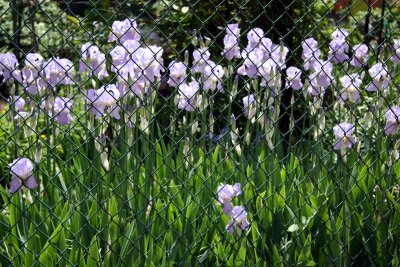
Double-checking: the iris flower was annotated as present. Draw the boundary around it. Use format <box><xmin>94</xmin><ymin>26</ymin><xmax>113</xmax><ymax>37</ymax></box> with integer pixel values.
<box><xmin>217</xmin><ymin>183</ymin><xmax>241</xmax><ymax>215</ymax></box>
<box><xmin>9</xmin><ymin>158</ymin><xmax>36</xmax><ymax>193</ymax></box>
<box><xmin>333</xmin><ymin>122</ymin><xmax>356</xmax><ymax>150</ymax></box>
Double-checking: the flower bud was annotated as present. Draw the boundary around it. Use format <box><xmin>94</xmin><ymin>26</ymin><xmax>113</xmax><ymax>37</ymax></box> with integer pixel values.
<box><xmin>35</xmin><ymin>142</ymin><xmax>42</xmax><ymax>163</ymax></box>
<box><xmin>191</xmin><ymin>120</ymin><xmax>198</xmax><ymax>135</ymax></box>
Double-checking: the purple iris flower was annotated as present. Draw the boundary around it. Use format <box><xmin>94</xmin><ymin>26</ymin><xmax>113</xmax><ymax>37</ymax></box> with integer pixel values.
<box><xmin>217</xmin><ymin>183</ymin><xmax>241</xmax><ymax>215</ymax></box>
<box><xmin>42</xmin><ymin>58</ymin><xmax>75</xmax><ymax>87</ymax></box>
<box><xmin>54</xmin><ymin>97</ymin><xmax>73</xmax><ymax>125</ymax></box>
<box><xmin>203</xmin><ymin>61</ymin><xmax>224</xmax><ymax>92</ymax></box>
<box><xmin>366</xmin><ymin>63</ymin><xmax>390</xmax><ymax>92</ymax></box>
<box><xmin>12</xmin><ymin>95</ymin><xmax>25</xmax><ymax>112</ymax></box>
<box><xmin>384</xmin><ymin>107</ymin><xmax>400</xmax><ymax>135</ymax></box>
<box><xmin>9</xmin><ymin>158</ymin><xmax>36</xmax><ymax>193</ymax></box>
<box><xmin>328</xmin><ymin>28</ymin><xmax>349</xmax><ymax>63</ymax></box>
<box><xmin>192</xmin><ymin>48</ymin><xmax>211</xmax><ymax>75</ymax></box>
<box><xmin>167</xmin><ymin>61</ymin><xmax>187</xmax><ymax>87</ymax></box>
<box><xmin>390</xmin><ymin>39</ymin><xmax>400</xmax><ymax>64</ymax></box>
<box><xmin>23</xmin><ymin>53</ymin><xmax>45</xmax><ymax>95</ymax></box>
<box><xmin>112</xmin><ymin>42</ymin><xmax>164</xmax><ymax>96</ymax></box>
<box><xmin>270</xmin><ymin>43</ymin><xmax>289</xmax><ymax>69</ymax></box>
<box><xmin>222</xmin><ymin>24</ymin><xmax>241</xmax><ymax>60</ymax></box>
<box><xmin>0</xmin><ymin>53</ymin><xmax>22</xmax><ymax>83</ymax></box>
<box><xmin>339</xmin><ymin>74</ymin><xmax>362</xmax><ymax>103</ymax></box>
<box><xmin>110</xmin><ymin>45</ymin><xmax>130</xmax><ymax>73</ymax></box>
<box><xmin>350</xmin><ymin>44</ymin><xmax>369</xmax><ymax>67</ymax></box>
<box><xmin>259</xmin><ymin>59</ymin><xmax>281</xmax><ymax>96</ymax></box>
<box><xmin>333</xmin><ymin>122</ymin><xmax>356</xmax><ymax>150</ymax></box>
<box><xmin>307</xmin><ymin>60</ymin><xmax>333</xmax><ymax>96</ymax></box>
<box><xmin>40</xmin><ymin>96</ymin><xmax>73</xmax><ymax>125</ymax></box>
<box><xmin>302</xmin><ymin>38</ymin><xmax>321</xmax><ymax>72</ymax></box>
<box><xmin>259</xmin><ymin>37</ymin><xmax>273</xmax><ymax>62</ymax></box>
<box><xmin>87</xmin><ymin>84</ymin><xmax>121</xmax><ymax>119</ymax></box>
<box><xmin>227</xmin><ymin>23</ymin><xmax>240</xmax><ymax>37</ymax></box>
<box><xmin>226</xmin><ymin>206</ymin><xmax>250</xmax><ymax>234</ymax></box>
<box><xmin>177</xmin><ymin>81</ymin><xmax>201</xmax><ymax>111</ymax></box>
<box><xmin>237</xmin><ymin>48</ymin><xmax>264</xmax><ymax>78</ymax></box>
<box><xmin>286</xmin><ymin>66</ymin><xmax>303</xmax><ymax>90</ymax></box>
<box><xmin>79</xmin><ymin>43</ymin><xmax>109</xmax><ymax>80</ymax></box>
<box><xmin>246</xmin><ymin>28</ymin><xmax>264</xmax><ymax>50</ymax></box>
<box><xmin>108</xmin><ymin>18</ymin><xmax>141</xmax><ymax>43</ymax></box>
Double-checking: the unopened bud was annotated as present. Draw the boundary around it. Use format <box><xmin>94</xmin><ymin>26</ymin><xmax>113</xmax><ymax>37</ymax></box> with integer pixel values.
<box><xmin>191</xmin><ymin>120</ymin><xmax>198</xmax><ymax>135</ymax></box>
<box><xmin>101</xmin><ymin>150</ymin><xmax>110</xmax><ymax>171</ymax></box>
<box><xmin>35</xmin><ymin>142</ymin><xmax>42</xmax><ymax>163</ymax></box>
<box><xmin>184</xmin><ymin>51</ymin><xmax>189</xmax><ymax>66</ymax></box>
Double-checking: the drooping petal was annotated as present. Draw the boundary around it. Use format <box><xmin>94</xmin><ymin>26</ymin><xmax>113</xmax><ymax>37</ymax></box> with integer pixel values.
<box><xmin>10</xmin><ymin>177</ymin><xmax>22</xmax><ymax>193</ymax></box>
<box><xmin>223</xmin><ymin>202</ymin><xmax>233</xmax><ymax>215</ymax></box>
<box><xmin>24</xmin><ymin>175</ymin><xmax>37</xmax><ymax>189</ymax></box>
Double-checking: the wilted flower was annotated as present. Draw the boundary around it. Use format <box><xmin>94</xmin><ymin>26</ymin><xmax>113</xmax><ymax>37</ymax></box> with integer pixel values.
<box><xmin>286</xmin><ymin>66</ymin><xmax>303</xmax><ymax>90</ymax></box>
<box><xmin>8</xmin><ymin>158</ymin><xmax>36</xmax><ymax>193</ymax></box>
<box><xmin>108</xmin><ymin>18</ymin><xmax>141</xmax><ymax>43</ymax></box>
<box><xmin>222</xmin><ymin>24</ymin><xmax>241</xmax><ymax>60</ymax></box>
<box><xmin>203</xmin><ymin>62</ymin><xmax>224</xmax><ymax>92</ymax></box>
<box><xmin>79</xmin><ymin>43</ymin><xmax>109</xmax><ymax>80</ymax></box>
<box><xmin>390</xmin><ymin>39</ymin><xmax>400</xmax><ymax>64</ymax></box>
<box><xmin>217</xmin><ymin>183</ymin><xmax>241</xmax><ymax>215</ymax></box>
<box><xmin>177</xmin><ymin>81</ymin><xmax>202</xmax><ymax>111</ymax></box>
<box><xmin>328</xmin><ymin>28</ymin><xmax>349</xmax><ymax>63</ymax></box>
<box><xmin>302</xmin><ymin>38</ymin><xmax>321</xmax><ymax>71</ymax></box>
<box><xmin>42</xmin><ymin>58</ymin><xmax>75</xmax><ymax>87</ymax></box>
<box><xmin>350</xmin><ymin>44</ymin><xmax>369</xmax><ymax>67</ymax></box>
<box><xmin>167</xmin><ymin>61</ymin><xmax>187</xmax><ymax>87</ymax></box>
<box><xmin>339</xmin><ymin>74</ymin><xmax>362</xmax><ymax>103</ymax></box>
<box><xmin>366</xmin><ymin>63</ymin><xmax>390</xmax><ymax>92</ymax></box>
<box><xmin>384</xmin><ymin>107</ymin><xmax>400</xmax><ymax>135</ymax></box>
<box><xmin>87</xmin><ymin>84</ymin><xmax>121</xmax><ymax>119</ymax></box>
<box><xmin>226</xmin><ymin>206</ymin><xmax>250</xmax><ymax>234</ymax></box>
<box><xmin>0</xmin><ymin>53</ymin><xmax>22</xmax><ymax>83</ymax></box>
<box><xmin>23</xmin><ymin>53</ymin><xmax>45</xmax><ymax>95</ymax></box>
<box><xmin>333</xmin><ymin>122</ymin><xmax>356</xmax><ymax>150</ymax></box>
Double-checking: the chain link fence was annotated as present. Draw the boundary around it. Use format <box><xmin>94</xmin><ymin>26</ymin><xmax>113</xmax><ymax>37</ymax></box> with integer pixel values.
<box><xmin>0</xmin><ymin>0</ymin><xmax>400</xmax><ymax>265</ymax></box>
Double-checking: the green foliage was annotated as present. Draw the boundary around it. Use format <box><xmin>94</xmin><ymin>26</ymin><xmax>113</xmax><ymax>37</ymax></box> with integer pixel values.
<box><xmin>0</xmin><ymin>0</ymin><xmax>76</xmax><ymax>56</ymax></box>
<box><xmin>1</xmin><ymin>130</ymin><xmax>400</xmax><ymax>265</ymax></box>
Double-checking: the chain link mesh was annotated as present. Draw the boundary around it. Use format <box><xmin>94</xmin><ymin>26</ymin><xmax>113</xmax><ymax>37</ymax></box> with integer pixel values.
<box><xmin>0</xmin><ymin>0</ymin><xmax>400</xmax><ymax>266</ymax></box>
